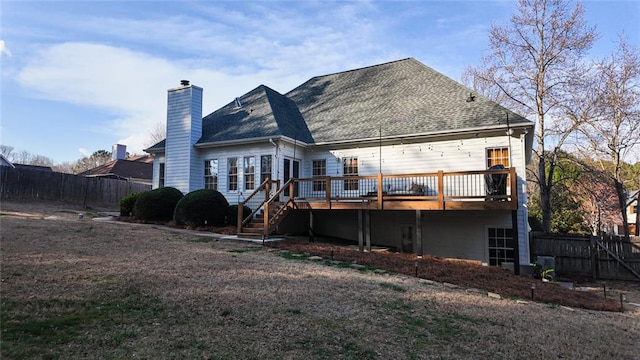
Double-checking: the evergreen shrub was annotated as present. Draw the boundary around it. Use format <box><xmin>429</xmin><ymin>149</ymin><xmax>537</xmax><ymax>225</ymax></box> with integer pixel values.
<box><xmin>119</xmin><ymin>192</ymin><xmax>145</xmax><ymax>216</ymax></box>
<box><xmin>173</xmin><ymin>189</ymin><xmax>229</xmax><ymax>227</ymax></box>
<box><xmin>132</xmin><ymin>187</ymin><xmax>183</xmax><ymax>221</ymax></box>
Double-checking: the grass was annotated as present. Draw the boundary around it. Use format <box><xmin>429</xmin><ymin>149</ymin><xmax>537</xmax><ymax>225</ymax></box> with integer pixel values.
<box><xmin>2</xmin><ymin>201</ymin><xmax>638</xmax><ymax>360</ymax></box>
<box><xmin>189</xmin><ymin>237</ymin><xmax>214</xmax><ymax>243</ymax></box>
<box><xmin>379</xmin><ymin>282</ymin><xmax>406</xmax><ymax>292</ymax></box>
<box><xmin>1</xmin><ymin>285</ymin><xmax>168</xmax><ymax>359</ymax></box>
<box><xmin>228</xmin><ymin>247</ymin><xmax>262</xmax><ymax>253</ymax></box>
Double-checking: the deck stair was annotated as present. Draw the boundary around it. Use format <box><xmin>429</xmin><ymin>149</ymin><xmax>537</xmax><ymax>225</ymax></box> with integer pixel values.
<box><xmin>237</xmin><ymin>201</ymin><xmax>288</xmax><ymax>239</ymax></box>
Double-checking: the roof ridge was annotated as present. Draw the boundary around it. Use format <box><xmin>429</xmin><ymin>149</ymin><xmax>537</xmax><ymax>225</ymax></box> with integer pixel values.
<box><xmin>308</xmin><ymin>57</ymin><xmax>415</xmax><ymax>81</ymax></box>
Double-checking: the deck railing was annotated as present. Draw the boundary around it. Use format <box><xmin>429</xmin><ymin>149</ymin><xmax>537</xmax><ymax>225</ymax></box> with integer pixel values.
<box><xmin>238</xmin><ymin>167</ymin><xmax>518</xmax><ymax>235</ymax></box>
<box><xmin>290</xmin><ymin>167</ymin><xmax>518</xmax><ymax>211</ymax></box>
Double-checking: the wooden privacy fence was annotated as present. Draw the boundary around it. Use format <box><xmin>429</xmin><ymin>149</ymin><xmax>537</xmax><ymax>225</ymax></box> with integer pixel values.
<box><xmin>530</xmin><ymin>232</ymin><xmax>640</xmax><ymax>281</ymax></box>
<box><xmin>0</xmin><ymin>166</ymin><xmax>151</xmax><ymax>207</ymax></box>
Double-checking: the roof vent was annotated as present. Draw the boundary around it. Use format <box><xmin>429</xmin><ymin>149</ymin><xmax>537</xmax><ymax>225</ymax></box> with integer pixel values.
<box><xmin>180</xmin><ymin>80</ymin><xmax>190</xmax><ymax>86</ymax></box>
<box><xmin>466</xmin><ymin>92</ymin><xmax>476</xmax><ymax>102</ymax></box>
<box><xmin>235</xmin><ymin>97</ymin><xmax>242</xmax><ymax>108</ymax></box>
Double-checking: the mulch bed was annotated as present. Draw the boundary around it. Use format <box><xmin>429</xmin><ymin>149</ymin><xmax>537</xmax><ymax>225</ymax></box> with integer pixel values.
<box><xmin>113</xmin><ymin>215</ymin><xmax>620</xmax><ymax>312</ymax></box>
<box><xmin>265</xmin><ymin>238</ymin><xmax>622</xmax><ymax>312</ymax></box>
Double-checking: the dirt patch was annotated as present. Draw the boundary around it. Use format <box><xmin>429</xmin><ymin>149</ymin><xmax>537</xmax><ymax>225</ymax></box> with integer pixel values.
<box><xmin>2</xmin><ymin>199</ymin><xmax>639</xmax><ymax>359</ymax></box>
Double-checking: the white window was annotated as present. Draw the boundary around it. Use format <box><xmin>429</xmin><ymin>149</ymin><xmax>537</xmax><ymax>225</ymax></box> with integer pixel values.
<box><xmin>486</xmin><ymin>148</ymin><xmax>509</xmax><ymax>168</ymax></box>
<box><xmin>244</xmin><ymin>156</ymin><xmax>255</xmax><ymax>190</ymax></box>
<box><xmin>342</xmin><ymin>157</ymin><xmax>358</xmax><ymax>191</ymax></box>
<box><xmin>204</xmin><ymin>159</ymin><xmax>218</xmax><ymax>190</ymax></box>
<box><xmin>228</xmin><ymin>158</ymin><xmax>238</xmax><ymax>191</ymax></box>
<box><xmin>158</xmin><ymin>163</ymin><xmax>165</xmax><ymax>188</ymax></box>
<box><xmin>260</xmin><ymin>155</ymin><xmax>272</xmax><ymax>184</ymax></box>
<box><xmin>488</xmin><ymin>228</ymin><xmax>515</xmax><ymax>266</ymax></box>
<box><xmin>312</xmin><ymin>159</ymin><xmax>327</xmax><ymax>191</ymax></box>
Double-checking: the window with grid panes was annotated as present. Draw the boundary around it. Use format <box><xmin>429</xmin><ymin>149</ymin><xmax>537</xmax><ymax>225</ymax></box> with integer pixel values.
<box><xmin>244</xmin><ymin>156</ymin><xmax>255</xmax><ymax>190</ymax></box>
<box><xmin>228</xmin><ymin>158</ymin><xmax>238</xmax><ymax>191</ymax></box>
<box><xmin>488</xmin><ymin>227</ymin><xmax>515</xmax><ymax>266</ymax></box>
<box><xmin>343</xmin><ymin>157</ymin><xmax>358</xmax><ymax>191</ymax></box>
<box><xmin>204</xmin><ymin>159</ymin><xmax>218</xmax><ymax>190</ymax></box>
<box><xmin>312</xmin><ymin>159</ymin><xmax>327</xmax><ymax>191</ymax></box>
<box><xmin>486</xmin><ymin>148</ymin><xmax>509</xmax><ymax>168</ymax></box>
<box><xmin>260</xmin><ymin>155</ymin><xmax>272</xmax><ymax>184</ymax></box>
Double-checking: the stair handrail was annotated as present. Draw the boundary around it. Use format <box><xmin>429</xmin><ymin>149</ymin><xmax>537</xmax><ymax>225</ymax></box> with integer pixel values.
<box><xmin>238</xmin><ymin>178</ymin><xmax>280</xmax><ymax>232</ymax></box>
<box><xmin>261</xmin><ymin>178</ymin><xmax>296</xmax><ymax>235</ymax></box>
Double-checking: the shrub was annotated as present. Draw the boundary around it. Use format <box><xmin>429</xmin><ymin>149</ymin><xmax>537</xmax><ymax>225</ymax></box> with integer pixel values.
<box><xmin>173</xmin><ymin>189</ymin><xmax>229</xmax><ymax>227</ymax></box>
<box><xmin>120</xmin><ymin>192</ymin><xmax>145</xmax><ymax>216</ymax></box>
<box><xmin>227</xmin><ymin>204</ymin><xmax>252</xmax><ymax>226</ymax></box>
<box><xmin>132</xmin><ymin>187</ymin><xmax>183</xmax><ymax>222</ymax></box>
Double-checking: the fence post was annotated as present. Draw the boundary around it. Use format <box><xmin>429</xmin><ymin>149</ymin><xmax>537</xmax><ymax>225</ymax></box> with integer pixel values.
<box><xmin>590</xmin><ymin>236</ymin><xmax>598</xmax><ymax>281</ymax></box>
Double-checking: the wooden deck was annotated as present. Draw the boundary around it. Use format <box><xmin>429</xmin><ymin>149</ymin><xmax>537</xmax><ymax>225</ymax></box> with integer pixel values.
<box><xmin>238</xmin><ymin>167</ymin><xmax>519</xmax><ymax>237</ymax></box>
<box><xmin>288</xmin><ymin>167</ymin><xmax>518</xmax><ymax>211</ymax></box>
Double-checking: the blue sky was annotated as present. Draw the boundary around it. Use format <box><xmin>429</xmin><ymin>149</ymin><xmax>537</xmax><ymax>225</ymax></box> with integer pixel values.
<box><xmin>1</xmin><ymin>0</ymin><xmax>638</xmax><ymax>164</ymax></box>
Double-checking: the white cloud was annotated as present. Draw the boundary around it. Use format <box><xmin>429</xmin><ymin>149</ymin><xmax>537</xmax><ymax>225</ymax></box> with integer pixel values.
<box><xmin>78</xmin><ymin>147</ymin><xmax>91</xmax><ymax>157</ymax></box>
<box><xmin>0</xmin><ymin>40</ymin><xmax>12</xmax><ymax>57</ymax></box>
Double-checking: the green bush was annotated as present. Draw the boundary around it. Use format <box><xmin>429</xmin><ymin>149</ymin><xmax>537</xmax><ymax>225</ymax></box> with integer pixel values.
<box><xmin>120</xmin><ymin>192</ymin><xmax>145</xmax><ymax>216</ymax></box>
<box><xmin>132</xmin><ymin>187</ymin><xmax>183</xmax><ymax>222</ymax></box>
<box><xmin>227</xmin><ymin>204</ymin><xmax>252</xmax><ymax>226</ymax></box>
<box><xmin>173</xmin><ymin>189</ymin><xmax>229</xmax><ymax>227</ymax></box>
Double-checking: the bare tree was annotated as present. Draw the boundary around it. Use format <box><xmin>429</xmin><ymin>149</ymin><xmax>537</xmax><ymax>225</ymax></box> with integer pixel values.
<box><xmin>145</xmin><ymin>122</ymin><xmax>166</xmax><ymax>148</ymax></box>
<box><xmin>0</xmin><ymin>144</ymin><xmax>14</xmax><ymax>159</ymax></box>
<box><xmin>466</xmin><ymin>0</ymin><xmax>596</xmax><ymax>232</ymax></box>
<box><xmin>572</xmin><ymin>37</ymin><xmax>640</xmax><ymax>240</ymax></box>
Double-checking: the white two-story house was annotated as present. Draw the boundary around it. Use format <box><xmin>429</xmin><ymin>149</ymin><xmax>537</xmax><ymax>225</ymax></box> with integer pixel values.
<box><xmin>145</xmin><ymin>58</ymin><xmax>535</xmax><ymax>273</ymax></box>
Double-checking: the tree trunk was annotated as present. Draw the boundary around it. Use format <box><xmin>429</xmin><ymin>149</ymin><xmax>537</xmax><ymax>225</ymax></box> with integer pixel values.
<box><xmin>613</xmin><ymin>180</ymin><xmax>630</xmax><ymax>241</ymax></box>
<box><xmin>635</xmin><ymin>193</ymin><xmax>639</xmax><ymax>237</ymax></box>
<box><xmin>538</xmin><ymin>156</ymin><xmax>553</xmax><ymax>233</ymax></box>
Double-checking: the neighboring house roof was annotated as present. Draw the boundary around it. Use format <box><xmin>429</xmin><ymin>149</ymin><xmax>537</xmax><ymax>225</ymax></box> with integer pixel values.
<box><xmin>627</xmin><ymin>190</ymin><xmax>640</xmax><ymax>206</ymax></box>
<box><xmin>79</xmin><ymin>159</ymin><xmax>152</xmax><ymax>180</ymax></box>
<box><xmin>146</xmin><ymin>58</ymin><xmax>533</xmax><ymax>152</ymax></box>
<box><xmin>0</xmin><ymin>154</ymin><xmax>15</xmax><ymax>168</ymax></box>
<box><xmin>13</xmin><ymin>163</ymin><xmax>53</xmax><ymax>172</ymax></box>
<box><xmin>127</xmin><ymin>154</ymin><xmax>154</xmax><ymax>163</ymax></box>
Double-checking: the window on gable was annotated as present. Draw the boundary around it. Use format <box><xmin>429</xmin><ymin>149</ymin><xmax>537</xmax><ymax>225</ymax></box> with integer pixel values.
<box><xmin>228</xmin><ymin>158</ymin><xmax>238</xmax><ymax>191</ymax></box>
<box><xmin>204</xmin><ymin>159</ymin><xmax>218</xmax><ymax>190</ymax></box>
<box><xmin>343</xmin><ymin>157</ymin><xmax>358</xmax><ymax>191</ymax></box>
<box><xmin>158</xmin><ymin>163</ymin><xmax>165</xmax><ymax>188</ymax></box>
<box><xmin>244</xmin><ymin>156</ymin><xmax>255</xmax><ymax>190</ymax></box>
<box><xmin>486</xmin><ymin>148</ymin><xmax>509</xmax><ymax>168</ymax></box>
<box><xmin>260</xmin><ymin>155</ymin><xmax>272</xmax><ymax>184</ymax></box>
<box><xmin>312</xmin><ymin>159</ymin><xmax>327</xmax><ymax>191</ymax></box>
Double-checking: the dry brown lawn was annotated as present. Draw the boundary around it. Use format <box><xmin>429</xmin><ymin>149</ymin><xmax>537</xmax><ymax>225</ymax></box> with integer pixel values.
<box><xmin>1</xmin><ymin>200</ymin><xmax>639</xmax><ymax>360</ymax></box>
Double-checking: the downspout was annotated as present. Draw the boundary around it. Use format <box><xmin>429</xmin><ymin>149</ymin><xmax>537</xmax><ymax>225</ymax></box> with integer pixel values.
<box><xmin>269</xmin><ymin>138</ymin><xmax>279</xmax><ymax>183</ymax></box>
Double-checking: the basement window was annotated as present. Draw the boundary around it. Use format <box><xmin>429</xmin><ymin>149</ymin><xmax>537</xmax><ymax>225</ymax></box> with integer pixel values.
<box><xmin>488</xmin><ymin>227</ymin><xmax>514</xmax><ymax>266</ymax></box>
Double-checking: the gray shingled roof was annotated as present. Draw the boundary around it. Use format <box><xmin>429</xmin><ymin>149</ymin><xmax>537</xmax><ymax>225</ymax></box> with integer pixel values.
<box><xmin>198</xmin><ymin>85</ymin><xmax>313</xmax><ymax>144</ymax></box>
<box><xmin>147</xmin><ymin>58</ymin><xmax>532</xmax><ymax>152</ymax></box>
<box><xmin>286</xmin><ymin>58</ymin><xmax>531</xmax><ymax>143</ymax></box>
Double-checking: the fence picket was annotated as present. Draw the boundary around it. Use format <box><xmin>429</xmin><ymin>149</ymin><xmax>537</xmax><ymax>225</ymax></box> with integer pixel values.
<box><xmin>531</xmin><ymin>232</ymin><xmax>640</xmax><ymax>281</ymax></box>
<box><xmin>0</xmin><ymin>167</ymin><xmax>150</xmax><ymax>207</ymax></box>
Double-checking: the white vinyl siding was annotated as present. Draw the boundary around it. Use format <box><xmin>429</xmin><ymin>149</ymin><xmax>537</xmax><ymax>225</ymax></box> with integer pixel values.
<box><xmin>164</xmin><ymin>85</ymin><xmax>203</xmax><ymax>193</ymax></box>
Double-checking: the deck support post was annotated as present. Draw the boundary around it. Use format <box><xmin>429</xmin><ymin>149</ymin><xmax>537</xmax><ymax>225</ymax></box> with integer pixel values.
<box><xmin>511</xmin><ymin>210</ymin><xmax>520</xmax><ymax>275</ymax></box>
<box><xmin>365</xmin><ymin>210</ymin><xmax>371</xmax><ymax>252</ymax></box>
<box><xmin>309</xmin><ymin>211</ymin><xmax>314</xmax><ymax>242</ymax></box>
<box><xmin>416</xmin><ymin>210</ymin><xmax>423</xmax><ymax>257</ymax></box>
<box><xmin>358</xmin><ymin>210</ymin><xmax>364</xmax><ymax>252</ymax></box>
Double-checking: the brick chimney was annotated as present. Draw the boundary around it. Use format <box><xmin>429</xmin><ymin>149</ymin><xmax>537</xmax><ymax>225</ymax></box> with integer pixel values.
<box><xmin>164</xmin><ymin>80</ymin><xmax>203</xmax><ymax>193</ymax></box>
